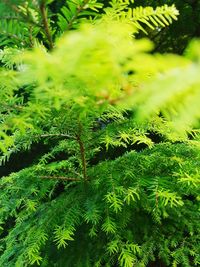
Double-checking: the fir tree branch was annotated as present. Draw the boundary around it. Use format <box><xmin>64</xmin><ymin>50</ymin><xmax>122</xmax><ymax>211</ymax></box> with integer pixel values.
<box><xmin>1</xmin><ymin>104</ymin><xmax>24</xmax><ymax>111</ymax></box>
<box><xmin>40</xmin><ymin>176</ymin><xmax>81</xmax><ymax>181</ymax></box>
<box><xmin>76</xmin><ymin>122</ymin><xmax>88</xmax><ymax>182</ymax></box>
<box><xmin>66</xmin><ymin>0</ymin><xmax>90</xmax><ymax>31</ymax></box>
<box><xmin>39</xmin><ymin>133</ymin><xmax>74</xmax><ymax>139</ymax></box>
<box><xmin>0</xmin><ymin>32</ymin><xmax>27</xmax><ymax>45</ymax></box>
<box><xmin>39</xmin><ymin>1</ymin><xmax>54</xmax><ymax>50</ymax></box>
<box><xmin>28</xmin><ymin>25</ymin><xmax>34</xmax><ymax>48</ymax></box>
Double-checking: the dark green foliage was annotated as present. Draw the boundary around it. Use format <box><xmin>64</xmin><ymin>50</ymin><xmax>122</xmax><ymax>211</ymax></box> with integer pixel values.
<box><xmin>0</xmin><ymin>0</ymin><xmax>179</xmax><ymax>49</ymax></box>
<box><xmin>0</xmin><ymin>143</ymin><xmax>200</xmax><ymax>266</ymax></box>
<box><xmin>134</xmin><ymin>0</ymin><xmax>200</xmax><ymax>53</ymax></box>
<box><xmin>0</xmin><ymin>1</ymin><xmax>200</xmax><ymax>267</ymax></box>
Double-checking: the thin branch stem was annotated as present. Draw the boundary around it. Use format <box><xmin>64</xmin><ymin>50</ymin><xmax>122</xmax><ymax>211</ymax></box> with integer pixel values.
<box><xmin>1</xmin><ymin>32</ymin><xmax>27</xmax><ymax>45</ymax></box>
<box><xmin>40</xmin><ymin>176</ymin><xmax>81</xmax><ymax>181</ymax></box>
<box><xmin>39</xmin><ymin>133</ymin><xmax>74</xmax><ymax>139</ymax></box>
<box><xmin>39</xmin><ymin>1</ymin><xmax>54</xmax><ymax>50</ymax></box>
<box><xmin>1</xmin><ymin>103</ymin><xmax>24</xmax><ymax>111</ymax></box>
<box><xmin>76</xmin><ymin>122</ymin><xmax>88</xmax><ymax>182</ymax></box>
<box><xmin>66</xmin><ymin>0</ymin><xmax>90</xmax><ymax>31</ymax></box>
<box><xmin>29</xmin><ymin>25</ymin><xmax>34</xmax><ymax>48</ymax></box>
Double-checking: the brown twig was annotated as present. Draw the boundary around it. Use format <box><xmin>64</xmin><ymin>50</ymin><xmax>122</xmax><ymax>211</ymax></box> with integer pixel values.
<box><xmin>39</xmin><ymin>133</ymin><xmax>74</xmax><ymax>139</ymax></box>
<box><xmin>40</xmin><ymin>176</ymin><xmax>81</xmax><ymax>181</ymax></box>
<box><xmin>66</xmin><ymin>0</ymin><xmax>90</xmax><ymax>31</ymax></box>
<box><xmin>76</xmin><ymin>122</ymin><xmax>88</xmax><ymax>182</ymax></box>
<box><xmin>28</xmin><ymin>25</ymin><xmax>34</xmax><ymax>48</ymax></box>
<box><xmin>39</xmin><ymin>1</ymin><xmax>54</xmax><ymax>50</ymax></box>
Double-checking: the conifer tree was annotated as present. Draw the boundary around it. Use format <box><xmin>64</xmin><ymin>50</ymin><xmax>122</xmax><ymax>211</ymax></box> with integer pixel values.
<box><xmin>0</xmin><ymin>1</ymin><xmax>200</xmax><ymax>267</ymax></box>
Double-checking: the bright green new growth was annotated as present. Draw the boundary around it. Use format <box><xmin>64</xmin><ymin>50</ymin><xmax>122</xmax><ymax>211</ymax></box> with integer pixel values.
<box><xmin>0</xmin><ymin>1</ymin><xmax>200</xmax><ymax>267</ymax></box>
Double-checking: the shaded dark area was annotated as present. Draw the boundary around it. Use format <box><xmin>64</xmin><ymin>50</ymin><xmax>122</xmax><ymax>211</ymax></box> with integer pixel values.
<box><xmin>148</xmin><ymin>261</ymin><xmax>167</xmax><ymax>267</ymax></box>
<box><xmin>0</xmin><ymin>142</ymin><xmax>49</xmax><ymax>177</ymax></box>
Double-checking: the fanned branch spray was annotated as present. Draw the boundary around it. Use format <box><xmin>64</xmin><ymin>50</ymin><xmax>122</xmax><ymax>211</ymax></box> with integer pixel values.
<box><xmin>0</xmin><ymin>1</ymin><xmax>200</xmax><ymax>267</ymax></box>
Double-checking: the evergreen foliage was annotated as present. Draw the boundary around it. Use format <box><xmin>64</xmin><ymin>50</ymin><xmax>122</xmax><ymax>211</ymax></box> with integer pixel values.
<box><xmin>134</xmin><ymin>0</ymin><xmax>200</xmax><ymax>54</ymax></box>
<box><xmin>0</xmin><ymin>0</ymin><xmax>179</xmax><ymax>48</ymax></box>
<box><xmin>0</xmin><ymin>1</ymin><xmax>200</xmax><ymax>266</ymax></box>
